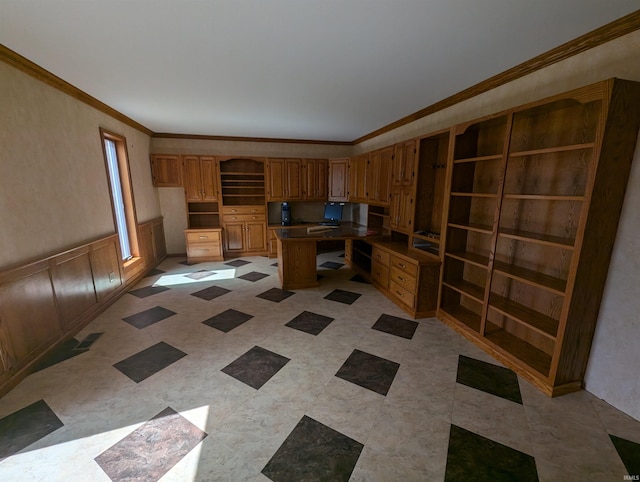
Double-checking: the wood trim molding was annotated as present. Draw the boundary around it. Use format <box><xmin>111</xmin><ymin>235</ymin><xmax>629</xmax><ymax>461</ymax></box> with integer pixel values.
<box><xmin>2</xmin><ymin>9</ymin><xmax>639</xmax><ymax>146</ymax></box>
<box><xmin>352</xmin><ymin>10</ymin><xmax>640</xmax><ymax>145</ymax></box>
<box><xmin>0</xmin><ymin>44</ymin><xmax>154</xmax><ymax>136</ymax></box>
<box><xmin>152</xmin><ymin>132</ymin><xmax>351</xmax><ymax>146</ymax></box>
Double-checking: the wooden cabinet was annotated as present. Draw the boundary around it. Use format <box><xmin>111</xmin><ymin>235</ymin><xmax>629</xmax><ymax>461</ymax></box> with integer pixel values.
<box><xmin>303</xmin><ymin>159</ymin><xmax>328</xmax><ymax>201</ymax></box>
<box><xmin>150</xmin><ymin>154</ymin><xmax>182</xmax><ymax>187</ymax></box>
<box><xmin>410</xmin><ymin>129</ymin><xmax>450</xmax><ymax>256</ymax></box>
<box><xmin>268</xmin><ymin>228</ymin><xmax>278</xmax><ymax>257</ymax></box>
<box><xmin>185</xmin><ymin>229</ymin><xmax>223</xmax><ymax>263</ymax></box>
<box><xmin>392</xmin><ymin>140</ymin><xmax>417</xmax><ymax>187</ymax></box>
<box><xmin>183</xmin><ymin>156</ymin><xmax>219</xmax><ymax>201</ymax></box>
<box><xmin>367</xmin><ymin>146</ymin><xmax>393</xmax><ymax>206</ymax></box>
<box><xmin>348</xmin><ymin>154</ymin><xmax>368</xmax><ymax>203</ymax></box>
<box><xmin>328</xmin><ymin>158</ymin><xmax>349</xmax><ymax>201</ymax></box>
<box><xmin>389</xmin><ymin>188</ymin><xmax>413</xmax><ymax>234</ymax></box>
<box><xmin>267</xmin><ymin>158</ymin><xmax>303</xmax><ymax>201</ymax></box>
<box><xmin>222</xmin><ymin>206</ymin><xmax>267</xmax><ymax>256</ymax></box>
<box><xmin>438</xmin><ymin>79</ymin><xmax>640</xmax><ymax>396</ymax></box>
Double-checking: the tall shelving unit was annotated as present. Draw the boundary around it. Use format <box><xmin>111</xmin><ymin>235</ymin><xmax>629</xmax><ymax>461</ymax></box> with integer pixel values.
<box><xmin>219</xmin><ymin>158</ymin><xmax>266</xmax><ymax>206</ymax></box>
<box><xmin>438</xmin><ymin>79</ymin><xmax>640</xmax><ymax>396</ymax></box>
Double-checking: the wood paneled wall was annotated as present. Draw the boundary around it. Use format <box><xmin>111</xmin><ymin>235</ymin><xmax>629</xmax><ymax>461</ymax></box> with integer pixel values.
<box><xmin>0</xmin><ymin>217</ymin><xmax>166</xmax><ymax>397</ymax></box>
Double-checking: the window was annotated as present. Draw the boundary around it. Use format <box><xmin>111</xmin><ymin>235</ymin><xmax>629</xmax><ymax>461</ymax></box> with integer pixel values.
<box><xmin>100</xmin><ymin>129</ymin><xmax>139</xmax><ymax>261</ymax></box>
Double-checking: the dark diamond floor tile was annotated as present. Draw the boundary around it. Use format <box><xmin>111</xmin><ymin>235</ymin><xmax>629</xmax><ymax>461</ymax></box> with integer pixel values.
<box><xmin>0</xmin><ymin>399</ymin><xmax>64</xmax><ymax>460</ymax></box>
<box><xmin>191</xmin><ymin>285</ymin><xmax>231</xmax><ymax>301</ymax></box>
<box><xmin>225</xmin><ymin>259</ymin><xmax>251</xmax><ymax>267</ymax></box>
<box><xmin>262</xmin><ymin>415</ymin><xmax>363</xmax><ymax>482</ymax></box>
<box><xmin>74</xmin><ymin>332</ymin><xmax>104</xmax><ymax>350</ymax></box>
<box><xmin>372</xmin><ymin>314</ymin><xmax>419</xmax><ymax>340</ymax></box>
<box><xmin>95</xmin><ymin>407</ymin><xmax>207</xmax><ymax>481</ymax></box>
<box><xmin>184</xmin><ymin>270</ymin><xmax>216</xmax><ymax>281</ymax></box>
<box><xmin>114</xmin><ymin>342</ymin><xmax>187</xmax><ymax>383</ymax></box>
<box><xmin>335</xmin><ymin>349</ymin><xmax>400</xmax><ymax>396</ymax></box>
<box><xmin>128</xmin><ymin>285</ymin><xmax>170</xmax><ymax>298</ymax></box>
<box><xmin>324</xmin><ymin>289</ymin><xmax>361</xmax><ymax>305</ymax></box>
<box><xmin>145</xmin><ymin>268</ymin><xmax>165</xmax><ymax>277</ymax></box>
<box><xmin>179</xmin><ymin>260</ymin><xmax>196</xmax><ymax>266</ymax></box>
<box><xmin>445</xmin><ymin>424</ymin><xmax>538</xmax><ymax>481</ymax></box>
<box><xmin>257</xmin><ymin>288</ymin><xmax>295</xmax><ymax>303</ymax></box>
<box><xmin>319</xmin><ymin>261</ymin><xmax>344</xmax><ymax>270</ymax></box>
<box><xmin>350</xmin><ymin>274</ymin><xmax>370</xmax><ymax>284</ymax></box>
<box><xmin>338</xmin><ymin>253</ymin><xmax>345</xmax><ymax>257</ymax></box>
<box><xmin>239</xmin><ymin>271</ymin><xmax>270</xmax><ymax>282</ymax></box>
<box><xmin>271</xmin><ymin>262</ymin><xmax>278</xmax><ymax>267</ymax></box>
<box><xmin>317</xmin><ymin>274</ymin><xmax>324</xmax><ymax>281</ymax></box>
<box><xmin>285</xmin><ymin>311</ymin><xmax>335</xmax><ymax>336</ymax></box>
<box><xmin>221</xmin><ymin>346</ymin><xmax>290</xmax><ymax>389</ymax></box>
<box><xmin>123</xmin><ymin>306</ymin><xmax>177</xmax><ymax>329</ymax></box>
<box><xmin>32</xmin><ymin>338</ymin><xmax>85</xmax><ymax>372</ymax></box>
<box><xmin>456</xmin><ymin>355</ymin><xmax>522</xmax><ymax>404</ymax></box>
<box><xmin>610</xmin><ymin>434</ymin><xmax>640</xmax><ymax>477</ymax></box>
<box><xmin>202</xmin><ymin>309</ymin><xmax>254</xmax><ymax>333</ymax></box>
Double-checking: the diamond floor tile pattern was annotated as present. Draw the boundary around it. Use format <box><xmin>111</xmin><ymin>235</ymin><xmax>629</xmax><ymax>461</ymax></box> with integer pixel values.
<box><xmin>95</xmin><ymin>407</ymin><xmax>207</xmax><ymax>481</ymax></box>
<box><xmin>319</xmin><ymin>261</ymin><xmax>344</xmax><ymax>270</ymax></box>
<box><xmin>445</xmin><ymin>424</ymin><xmax>538</xmax><ymax>481</ymax></box>
<box><xmin>113</xmin><ymin>342</ymin><xmax>187</xmax><ymax>383</ymax></box>
<box><xmin>191</xmin><ymin>285</ymin><xmax>231</xmax><ymax>301</ymax></box>
<box><xmin>202</xmin><ymin>309</ymin><xmax>254</xmax><ymax>333</ymax></box>
<box><xmin>335</xmin><ymin>349</ymin><xmax>400</xmax><ymax>396</ymax></box>
<box><xmin>256</xmin><ymin>288</ymin><xmax>295</xmax><ymax>303</ymax></box>
<box><xmin>0</xmin><ymin>400</ymin><xmax>63</xmax><ymax>460</ymax></box>
<box><xmin>238</xmin><ymin>271</ymin><xmax>270</xmax><ymax>282</ymax></box>
<box><xmin>122</xmin><ymin>306</ymin><xmax>177</xmax><ymax>329</ymax></box>
<box><xmin>610</xmin><ymin>434</ymin><xmax>640</xmax><ymax>477</ymax></box>
<box><xmin>221</xmin><ymin>346</ymin><xmax>290</xmax><ymax>389</ymax></box>
<box><xmin>128</xmin><ymin>285</ymin><xmax>170</xmax><ymax>298</ymax></box>
<box><xmin>262</xmin><ymin>415</ymin><xmax>363</xmax><ymax>482</ymax></box>
<box><xmin>324</xmin><ymin>289</ymin><xmax>361</xmax><ymax>305</ymax></box>
<box><xmin>456</xmin><ymin>355</ymin><xmax>523</xmax><ymax>404</ymax></box>
<box><xmin>225</xmin><ymin>259</ymin><xmax>251</xmax><ymax>267</ymax></box>
<box><xmin>285</xmin><ymin>310</ymin><xmax>335</xmax><ymax>336</ymax></box>
<box><xmin>372</xmin><ymin>313</ymin><xmax>419</xmax><ymax>339</ymax></box>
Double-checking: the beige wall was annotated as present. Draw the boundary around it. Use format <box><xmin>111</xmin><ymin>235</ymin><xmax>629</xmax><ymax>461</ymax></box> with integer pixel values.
<box><xmin>0</xmin><ymin>62</ymin><xmax>160</xmax><ymax>269</ymax></box>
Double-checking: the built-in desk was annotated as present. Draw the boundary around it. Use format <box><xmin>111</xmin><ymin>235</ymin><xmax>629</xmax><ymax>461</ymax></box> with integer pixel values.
<box><xmin>273</xmin><ymin>223</ymin><xmax>441</xmax><ymax>318</ymax></box>
<box><xmin>273</xmin><ymin>222</ymin><xmax>372</xmax><ymax>290</ymax></box>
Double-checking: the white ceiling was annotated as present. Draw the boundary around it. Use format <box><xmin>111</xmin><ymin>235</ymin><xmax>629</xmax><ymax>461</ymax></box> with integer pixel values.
<box><xmin>1</xmin><ymin>1</ymin><xmax>638</xmax><ymax>142</ymax></box>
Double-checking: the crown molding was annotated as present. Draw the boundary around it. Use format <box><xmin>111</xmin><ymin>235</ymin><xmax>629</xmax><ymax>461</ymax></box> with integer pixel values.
<box><xmin>352</xmin><ymin>9</ymin><xmax>640</xmax><ymax>145</ymax></box>
<box><xmin>152</xmin><ymin>132</ymin><xmax>351</xmax><ymax>146</ymax></box>
<box><xmin>0</xmin><ymin>44</ymin><xmax>154</xmax><ymax>136</ymax></box>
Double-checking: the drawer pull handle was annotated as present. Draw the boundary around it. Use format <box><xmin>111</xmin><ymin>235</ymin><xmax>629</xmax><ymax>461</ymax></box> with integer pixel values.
<box><xmin>396</xmin><ymin>291</ymin><xmax>403</xmax><ymax>297</ymax></box>
<box><xmin>398</xmin><ymin>276</ymin><xmax>405</xmax><ymax>282</ymax></box>
<box><xmin>398</xmin><ymin>263</ymin><xmax>406</xmax><ymax>268</ymax></box>
<box><xmin>199</xmin><ymin>236</ymin><xmax>208</xmax><ymax>239</ymax></box>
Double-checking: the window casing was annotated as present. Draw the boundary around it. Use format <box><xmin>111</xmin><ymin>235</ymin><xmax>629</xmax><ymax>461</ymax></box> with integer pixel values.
<box><xmin>100</xmin><ymin>129</ymin><xmax>139</xmax><ymax>263</ymax></box>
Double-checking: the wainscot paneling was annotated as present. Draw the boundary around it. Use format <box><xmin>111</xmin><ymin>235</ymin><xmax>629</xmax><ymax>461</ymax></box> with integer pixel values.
<box><xmin>0</xmin><ymin>218</ymin><xmax>165</xmax><ymax>397</ymax></box>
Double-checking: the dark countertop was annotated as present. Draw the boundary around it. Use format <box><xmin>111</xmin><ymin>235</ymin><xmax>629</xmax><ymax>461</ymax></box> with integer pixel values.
<box><xmin>272</xmin><ymin>222</ymin><xmax>371</xmax><ymax>240</ymax></box>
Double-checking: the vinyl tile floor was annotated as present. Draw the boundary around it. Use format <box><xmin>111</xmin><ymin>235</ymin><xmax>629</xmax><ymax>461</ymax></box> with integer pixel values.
<box><xmin>1</xmin><ymin>252</ymin><xmax>639</xmax><ymax>481</ymax></box>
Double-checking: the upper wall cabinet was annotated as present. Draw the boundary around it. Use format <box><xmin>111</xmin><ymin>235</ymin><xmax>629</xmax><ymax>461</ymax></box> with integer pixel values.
<box><xmin>328</xmin><ymin>158</ymin><xmax>349</xmax><ymax>202</ymax></box>
<box><xmin>367</xmin><ymin>146</ymin><xmax>393</xmax><ymax>207</ymax></box>
<box><xmin>392</xmin><ymin>139</ymin><xmax>417</xmax><ymax>187</ymax></box>
<box><xmin>150</xmin><ymin>154</ymin><xmax>182</xmax><ymax>187</ymax></box>
<box><xmin>267</xmin><ymin>158</ymin><xmax>303</xmax><ymax>201</ymax></box>
<box><xmin>183</xmin><ymin>156</ymin><xmax>219</xmax><ymax>202</ymax></box>
<box><xmin>348</xmin><ymin>154</ymin><xmax>368</xmax><ymax>203</ymax></box>
<box><xmin>303</xmin><ymin>159</ymin><xmax>328</xmax><ymax>201</ymax></box>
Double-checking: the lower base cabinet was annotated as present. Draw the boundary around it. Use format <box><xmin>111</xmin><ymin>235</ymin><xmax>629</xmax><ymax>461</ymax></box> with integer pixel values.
<box><xmin>185</xmin><ymin>229</ymin><xmax>224</xmax><ymax>263</ymax></box>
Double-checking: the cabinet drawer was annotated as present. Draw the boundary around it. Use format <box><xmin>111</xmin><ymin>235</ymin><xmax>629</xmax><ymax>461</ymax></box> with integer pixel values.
<box><xmin>389</xmin><ymin>281</ymin><xmax>416</xmax><ymax>308</ymax></box>
<box><xmin>186</xmin><ymin>231</ymin><xmax>221</xmax><ymax>243</ymax></box>
<box><xmin>390</xmin><ymin>266</ymin><xmax>416</xmax><ymax>293</ymax></box>
<box><xmin>187</xmin><ymin>244</ymin><xmax>222</xmax><ymax>258</ymax></box>
<box><xmin>390</xmin><ymin>255</ymin><xmax>418</xmax><ymax>277</ymax></box>
<box><xmin>371</xmin><ymin>261</ymin><xmax>389</xmax><ymax>288</ymax></box>
<box><xmin>371</xmin><ymin>247</ymin><xmax>390</xmax><ymax>267</ymax></box>
<box><xmin>223</xmin><ymin>214</ymin><xmax>266</xmax><ymax>222</ymax></box>
<box><xmin>222</xmin><ymin>206</ymin><xmax>265</xmax><ymax>215</ymax></box>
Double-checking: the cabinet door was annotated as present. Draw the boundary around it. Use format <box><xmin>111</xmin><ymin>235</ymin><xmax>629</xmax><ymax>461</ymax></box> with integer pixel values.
<box><xmin>224</xmin><ymin>222</ymin><xmax>245</xmax><ymax>251</ymax></box>
<box><xmin>183</xmin><ymin>156</ymin><xmax>204</xmax><ymax>201</ymax></box>
<box><xmin>150</xmin><ymin>154</ymin><xmax>182</xmax><ymax>187</ymax></box>
<box><xmin>285</xmin><ymin>159</ymin><xmax>303</xmax><ymax>200</ymax></box>
<box><xmin>245</xmin><ymin>221</ymin><xmax>267</xmax><ymax>251</ymax></box>
<box><xmin>305</xmin><ymin>159</ymin><xmax>328</xmax><ymax>201</ymax></box>
<box><xmin>393</xmin><ymin>139</ymin><xmax>417</xmax><ymax>187</ymax></box>
<box><xmin>267</xmin><ymin>159</ymin><xmax>286</xmax><ymax>201</ymax></box>
<box><xmin>200</xmin><ymin>157</ymin><xmax>219</xmax><ymax>201</ymax></box>
<box><xmin>376</xmin><ymin>147</ymin><xmax>393</xmax><ymax>206</ymax></box>
<box><xmin>328</xmin><ymin>158</ymin><xmax>348</xmax><ymax>201</ymax></box>
<box><xmin>398</xmin><ymin>189</ymin><xmax>414</xmax><ymax>233</ymax></box>
<box><xmin>349</xmin><ymin>155</ymin><xmax>368</xmax><ymax>203</ymax></box>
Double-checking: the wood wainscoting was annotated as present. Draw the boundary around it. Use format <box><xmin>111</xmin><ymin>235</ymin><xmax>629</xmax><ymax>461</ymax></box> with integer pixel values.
<box><xmin>0</xmin><ymin>217</ymin><xmax>166</xmax><ymax>397</ymax></box>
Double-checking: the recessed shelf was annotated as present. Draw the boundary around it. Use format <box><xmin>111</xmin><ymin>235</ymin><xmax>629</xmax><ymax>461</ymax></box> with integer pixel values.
<box><xmin>492</xmin><ymin>260</ymin><xmax>567</xmax><ymax>294</ymax></box>
<box><xmin>443</xmin><ymin>279</ymin><xmax>485</xmax><ymax>303</ymax></box>
<box><xmin>448</xmin><ymin>222</ymin><xmax>493</xmax><ymax>235</ymax></box>
<box><xmin>484</xmin><ymin>322</ymin><xmax>552</xmax><ymax>377</ymax></box>
<box><xmin>502</xmin><ymin>194</ymin><xmax>584</xmax><ymax>202</ymax></box>
<box><xmin>445</xmin><ymin>250</ymin><xmax>490</xmax><ymax>268</ymax></box>
<box><xmin>450</xmin><ymin>192</ymin><xmax>498</xmax><ymax>198</ymax></box>
<box><xmin>488</xmin><ymin>295</ymin><xmax>559</xmax><ymax>339</ymax></box>
<box><xmin>440</xmin><ymin>303</ymin><xmax>482</xmax><ymax>333</ymax></box>
<box><xmin>453</xmin><ymin>154</ymin><xmax>503</xmax><ymax>164</ymax></box>
<box><xmin>499</xmin><ymin>228</ymin><xmax>575</xmax><ymax>249</ymax></box>
<box><xmin>509</xmin><ymin>142</ymin><xmax>594</xmax><ymax>158</ymax></box>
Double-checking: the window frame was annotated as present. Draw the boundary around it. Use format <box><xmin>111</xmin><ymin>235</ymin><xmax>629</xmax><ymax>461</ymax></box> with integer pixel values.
<box><xmin>99</xmin><ymin>128</ymin><xmax>142</xmax><ymax>277</ymax></box>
